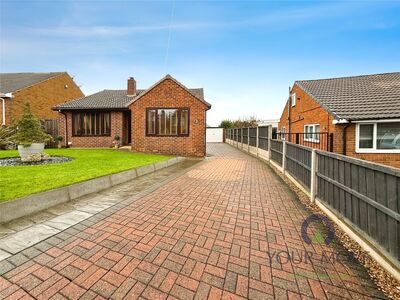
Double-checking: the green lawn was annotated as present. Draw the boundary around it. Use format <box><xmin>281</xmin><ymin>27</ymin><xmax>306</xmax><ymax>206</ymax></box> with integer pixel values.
<box><xmin>0</xmin><ymin>149</ymin><xmax>170</xmax><ymax>202</ymax></box>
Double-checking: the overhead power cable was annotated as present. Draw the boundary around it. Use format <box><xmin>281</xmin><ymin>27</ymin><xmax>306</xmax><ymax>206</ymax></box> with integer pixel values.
<box><xmin>164</xmin><ymin>0</ymin><xmax>176</xmax><ymax>74</ymax></box>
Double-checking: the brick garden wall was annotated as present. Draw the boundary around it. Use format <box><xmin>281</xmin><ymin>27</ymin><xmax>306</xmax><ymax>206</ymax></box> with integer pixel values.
<box><xmin>58</xmin><ymin>111</ymin><xmax>124</xmax><ymax>148</ymax></box>
<box><xmin>129</xmin><ymin>78</ymin><xmax>208</xmax><ymax>157</ymax></box>
<box><xmin>1</xmin><ymin>73</ymin><xmax>83</xmax><ymax>125</ymax></box>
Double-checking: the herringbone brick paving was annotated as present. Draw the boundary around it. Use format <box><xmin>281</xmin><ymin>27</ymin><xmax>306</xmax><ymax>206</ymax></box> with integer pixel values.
<box><xmin>0</xmin><ymin>144</ymin><xmax>386</xmax><ymax>299</ymax></box>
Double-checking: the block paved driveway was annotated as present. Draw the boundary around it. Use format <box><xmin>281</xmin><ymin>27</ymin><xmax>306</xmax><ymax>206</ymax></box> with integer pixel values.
<box><xmin>0</xmin><ymin>144</ymin><xmax>386</xmax><ymax>300</ymax></box>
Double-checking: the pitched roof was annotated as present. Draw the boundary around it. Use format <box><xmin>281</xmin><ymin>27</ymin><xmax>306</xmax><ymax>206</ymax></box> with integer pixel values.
<box><xmin>126</xmin><ymin>75</ymin><xmax>211</xmax><ymax>108</ymax></box>
<box><xmin>54</xmin><ymin>89</ymin><xmax>146</xmax><ymax>109</ymax></box>
<box><xmin>54</xmin><ymin>75</ymin><xmax>210</xmax><ymax>110</ymax></box>
<box><xmin>0</xmin><ymin>72</ymin><xmax>65</xmax><ymax>93</ymax></box>
<box><xmin>295</xmin><ymin>72</ymin><xmax>400</xmax><ymax>120</ymax></box>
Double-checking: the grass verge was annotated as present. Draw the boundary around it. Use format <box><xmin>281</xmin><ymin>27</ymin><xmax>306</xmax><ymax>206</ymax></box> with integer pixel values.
<box><xmin>0</xmin><ymin>149</ymin><xmax>170</xmax><ymax>202</ymax></box>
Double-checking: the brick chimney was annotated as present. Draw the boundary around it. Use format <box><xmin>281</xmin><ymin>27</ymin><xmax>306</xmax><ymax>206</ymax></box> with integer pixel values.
<box><xmin>127</xmin><ymin>77</ymin><xmax>136</xmax><ymax>96</ymax></box>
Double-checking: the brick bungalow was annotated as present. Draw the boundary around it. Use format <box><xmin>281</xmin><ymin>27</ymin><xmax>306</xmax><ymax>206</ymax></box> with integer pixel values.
<box><xmin>53</xmin><ymin>75</ymin><xmax>211</xmax><ymax>157</ymax></box>
<box><xmin>0</xmin><ymin>72</ymin><xmax>83</xmax><ymax>125</ymax></box>
<box><xmin>278</xmin><ymin>72</ymin><xmax>400</xmax><ymax>168</ymax></box>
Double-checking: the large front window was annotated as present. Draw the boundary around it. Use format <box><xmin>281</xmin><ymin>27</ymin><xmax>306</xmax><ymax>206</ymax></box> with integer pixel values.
<box><xmin>146</xmin><ymin>108</ymin><xmax>189</xmax><ymax>136</ymax></box>
<box><xmin>72</xmin><ymin>112</ymin><xmax>111</xmax><ymax>136</ymax></box>
<box><xmin>357</xmin><ymin>122</ymin><xmax>400</xmax><ymax>152</ymax></box>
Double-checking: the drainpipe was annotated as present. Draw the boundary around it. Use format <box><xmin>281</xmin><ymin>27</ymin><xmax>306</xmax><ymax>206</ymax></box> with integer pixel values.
<box><xmin>59</xmin><ymin>110</ymin><xmax>68</xmax><ymax>147</ymax></box>
<box><xmin>0</xmin><ymin>93</ymin><xmax>13</xmax><ymax>126</ymax></box>
<box><xmin>342</xmin><ymin>122</ymin><xmax>351</xmax><ymax>155</ymax></box>
<box><xmin>333</xmin><ymin>118</ymin><xmax>350</xmax><ymax>155</ymax></box>
<box><xmin>1</xmin><ymin>98</ymin><xmax>5</xmax><ymax>126</ymax></box>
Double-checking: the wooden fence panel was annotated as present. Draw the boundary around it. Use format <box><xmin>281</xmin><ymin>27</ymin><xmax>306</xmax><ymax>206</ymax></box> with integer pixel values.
<box><xmin>41</xmin><ymin>119</ymin><xmax>59</xmax><ymax>148</ymax></box>
<box><xmin>285</xmin><ymin>143</ymin><xmax>312</xmax><ymax>190</ymax></box>
<box><xmin>316</xmin><ymin>151</ymin><xmax>400</xmax><ymax>262</ymax></box>
<box><xmin>249</xmin><ymin>128</ymin><xmax>257</xmax><ymax>146</ymax></box>
<box><xmin>242</xmin><ymin>128</ymin><xmax>248</xmax><ymax>144</ymax></box>
<box><xmin>270</xmin><ymin>139</ymin><xmax>283</xmax><ymax>166</ymax></box>
<box><xmin>258</xmin><ymin>127</ymin><xmax>269</xmax><ymax>150</ymax></box>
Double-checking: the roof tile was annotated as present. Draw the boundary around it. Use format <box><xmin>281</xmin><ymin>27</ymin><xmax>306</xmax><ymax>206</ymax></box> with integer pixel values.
<box><xmin>295</xmin><ymin>72</ymin><xmax>400</xmax><ymax>120</ymax></box>
<box><xmin>54</xmin><ymin>88</ymin><xmax>206</xmax><ymax>110</ymax></box>
<box><xmin>0</xmin><ymin>72</ymin><xmax>65</xmax><ymax>93</ymax></box>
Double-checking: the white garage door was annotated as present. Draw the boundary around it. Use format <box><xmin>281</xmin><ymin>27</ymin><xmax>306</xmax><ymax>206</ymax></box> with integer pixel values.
<box><xmin>206</xmin><ymin>128</ymin><xmax>224</xmax><ymax>143</ymax></box>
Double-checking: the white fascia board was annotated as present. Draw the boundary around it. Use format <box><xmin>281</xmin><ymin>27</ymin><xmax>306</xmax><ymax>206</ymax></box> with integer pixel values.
<box><xmin>332</xmin><ymin>119</ymin><xmax>349</xmax><ymax>125</ymax></box>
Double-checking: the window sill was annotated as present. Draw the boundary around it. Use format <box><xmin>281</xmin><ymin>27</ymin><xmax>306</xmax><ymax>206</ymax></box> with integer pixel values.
<box><xmin>356</xmin><ymin>149</ymin><xmax>400</xmax><ymax>154</ymax></box>
<box><xmin>304</xmin><ymin>139</ymin><xmax>320</xmax><ymax>144</ymax></box>
<box><xmin>72</xmin><ymin>135</ymin><xmax>111</xmax><ymax>137</ymax></box>
<box><xmin>146</xmin><ymin>135</ymin><xmax>190</xmax><ymax>138</ymax></box>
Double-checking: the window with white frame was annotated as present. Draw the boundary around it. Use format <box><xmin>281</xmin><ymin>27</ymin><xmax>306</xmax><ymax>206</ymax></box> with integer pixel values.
<box><xmin>291</xmin><ymin>93</ymin><xmax>296</xmax><ymax>107</ymax></box>
<box><xmin>304</xmin><ymin>124</ymin><xmax>320</xmax><ymax>143</ymax></box>
<box><xmin>357</xmin><ymin>122</ymin><xmax>400</xmax><ymax>152</ymax></box>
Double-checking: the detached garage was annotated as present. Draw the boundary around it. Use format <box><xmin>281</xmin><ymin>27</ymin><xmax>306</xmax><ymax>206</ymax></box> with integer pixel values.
<box><xmin>206</xmin><ymin>127</ymin><xmax>224</xmax><ymax>143</ymax></box>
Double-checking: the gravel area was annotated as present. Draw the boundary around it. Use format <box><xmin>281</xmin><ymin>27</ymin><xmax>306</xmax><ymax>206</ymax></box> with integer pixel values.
<box><xmin>0</xmin><ymin>156</ymin><xmax>74</xmax><ymax>166</ymax></box>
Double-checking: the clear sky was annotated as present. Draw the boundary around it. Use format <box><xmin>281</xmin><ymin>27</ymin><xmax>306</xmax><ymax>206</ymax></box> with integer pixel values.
<box><xmin>1</xmin><ymin>1</ymin><xmax>400</xmax><ymax>126</ymax></box>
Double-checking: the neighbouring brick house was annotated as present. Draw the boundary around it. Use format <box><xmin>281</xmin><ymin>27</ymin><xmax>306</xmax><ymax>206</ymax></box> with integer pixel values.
<box><xmin>53</xmin><ymin>75</ymin><xmax>211</xmax><ymax>157</ymax></box>
<box><xmin>278</xmin><ymin>72</ymin><xmax>400</xmax><ymax>168</ymax></box>
<box><xmin>0</xmin><ymin>72</ymin><xmax>84</xmax><ymax>125</ymax></box>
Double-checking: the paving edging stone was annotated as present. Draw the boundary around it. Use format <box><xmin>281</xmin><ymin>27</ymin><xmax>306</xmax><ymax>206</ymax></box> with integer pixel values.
<box><xmin>0</xmin><ymin>157</ymin><xmax>185</xmax><ymax>223</ymax></box>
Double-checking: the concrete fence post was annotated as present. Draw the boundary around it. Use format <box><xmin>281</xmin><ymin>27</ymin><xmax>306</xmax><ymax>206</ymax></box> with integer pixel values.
<box><xmin>268</xmin><ymin>125</ymin><xmax>273</xmax><ymax>141</ymax></box>
<box><xmin>310</xmin><ymin>149</ymin><xmax>318</xmax><ymax>202</ymax></box>
<box><xmin>256</xmin><ymin>126</ymin><xmax>259</xmax><ymax>157</ymax></box>
<box><xmin>247</xmin><ymin>127</ymin><xmax>250</xmax><ymax>152</ymax></box>
<box><xmin>235</xmin><ymin>128</ymin><xmax>239</xmax><ymax>148</ymax></box>
<box><xmin>241</xmin><ymin>128</ymin><xmax>243</xmax><ymax>149</ymax></box>
<box><xmin>282</xmin><ymin>141</ymin><xmax>287</xmax><ymax>174</ymax></box>
<box><xmin>268</xmin><ymin>125</ymin><xmax>273</xmax><ymax>161</ymax></box>
<box><xmin>268</xmin><ymin>133</ymin><xmax>272</xmax><ymax>162</ymax></box>
<box><xmin>236</xmin><ymin>128</ymin><xmax>239</xmax><ymax>148</ymax></box>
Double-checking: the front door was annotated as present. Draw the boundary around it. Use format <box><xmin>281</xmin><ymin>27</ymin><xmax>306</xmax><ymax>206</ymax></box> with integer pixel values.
<box><xmin>123</xmin><ymin>111</ymin><xmax>131</xmax><ymax>145</ymax></box>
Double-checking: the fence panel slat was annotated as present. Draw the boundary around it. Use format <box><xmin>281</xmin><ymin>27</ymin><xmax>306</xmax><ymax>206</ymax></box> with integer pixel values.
<box><xmin>316</xmin><ymin>151</ymin><xmax>400</xmax><ymax>262</ymax></box>
<box><xmin>366</xmin><ymin>169</ymin><xmax>377</xmax><ymax>240</ymax></box>
<box><xmin>344</xmin><ymin>162</ymin><xmax>352</xmax><ymax>221</ymax></box>
<box><xmin>258</xmin><ymin>127</ymin><xmax>269</xmax><ymax>150</ymax></box>
<box><xmin>242</xmin><ymin>128</ymin><xmax>248</xmax><ymax>145</ymax></box>
<box><xmin>249</xmin><ymin>128</ymin><xmax>257</xmax><ymax>146</ymax></box>
<box><xmin>285</xmin><ymin>143</ymin><xmax>312</xmax><ymax>190</ymax></box>
<box><xmin>270</xmin><ymin>140</ymin><xmax>283</xmax><ymax>166</ymax></box>
<box><xmin>376</xmin><ymin>172</ymin><xmax>387</xmax><ymax>250</ymax></box>
<box><xmin>387</xmin><ymin>176</ymin><xmax>399</xmax><ymax>259</ymax></box>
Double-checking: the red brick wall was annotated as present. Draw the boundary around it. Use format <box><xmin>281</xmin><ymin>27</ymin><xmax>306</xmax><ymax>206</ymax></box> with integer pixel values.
<box><xmin>278</xmin><ymin>84</ymin><xmax>334</xmax><ymax>141</ymax></box>
<box><xmin>335</xmin><ymin>124</ymin><xmax>400</xmax><ymax>168</ymax></box>
<box><xmin>129</xmin><ymin>78</ymin><xmax>208</xmax><ymax>157</ymax></box>
<box><xmin>58</xmin><ymin>111</ymin><xmax>123</xmax><ymax>148</ymax></box>
<box><xmin>1</xmin><ymin>73</ymin><xmax>83</xmax><ymax>125</ymax></box>
<box><xmin>278</xmin><ymin>84</ymin><xmax>400</xmax><ymax>169</ymax></box>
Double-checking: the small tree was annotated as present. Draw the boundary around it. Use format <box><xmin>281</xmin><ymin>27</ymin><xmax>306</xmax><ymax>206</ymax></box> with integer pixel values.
<box><xmin>219</xmin><ymin>120</ymin><xmax>234</xmax><ymax>129</ymax></box>
<box><xmin>233</xmin><ymin>116</ymin><xmax>258</xmax><ymax>128</ymax></box>
<box><xmin>12</xmin><ymin>103</ymin><xmax>53</xmax><ymax>147</ymax></box>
